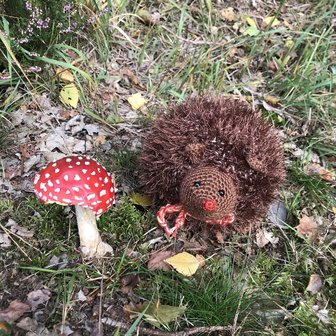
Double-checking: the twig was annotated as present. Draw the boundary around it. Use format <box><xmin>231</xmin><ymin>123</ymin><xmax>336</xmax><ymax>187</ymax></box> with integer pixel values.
<box><xmin>102</xmin><ymin>318</ymin><xmax>232</xmax><ymax>335</ymax></box>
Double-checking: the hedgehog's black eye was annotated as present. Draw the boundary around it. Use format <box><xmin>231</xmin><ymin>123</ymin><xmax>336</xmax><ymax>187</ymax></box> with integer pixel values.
<box><xmin>194</xmin><ymin>181</ymin><xmax>201</xmax><ymax>188</ymax></box>
<box><xmin>219</xmin><ymin>189</ymin><xmax>225</xmax><ymax>196</ymax></box>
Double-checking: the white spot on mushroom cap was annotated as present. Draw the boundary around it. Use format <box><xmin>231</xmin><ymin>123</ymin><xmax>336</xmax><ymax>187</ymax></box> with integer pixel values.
<box><xmin>82</xmin><ymin>169</ymin><xmax>88</xmax><ymax>174</ymax></box>
<box><xmin>76</xmin><ymin>161</ymin><xmax>81</xmax><ymax>165</ymax></box>
<box><xmin>56</xmin><ymin>180</ymin><xmax>60</xmax><ymax>184</ymax></box>
<box><xmin>52</xmin><ymin>163</ymin><xmax>57</xmax><ymax>167</ymax></box>
<box><xmin>55</xmin><ymin>168</ymin><xmax>60</xmax><ymax>173</ymax></box>
<box><xmin>104</xmin><ymin>177</ymin><xmax>109</xmax><ymax>183</ymax></box>
<box><xmin>99</xmin><ymin>190</ymin><xmax>107</xmax><ymax>197</ymax></box>
<box><xmin>34</xmin><ymin>174</ymin><xmax>40</xmax><ymax>185</ymax></box>
<box><xmin>47</xmin><ymin>180</ymin><xmax>53</xmax><ymax>187</ymax></box>
<box><xmin>72</xmin><ymin>187</ymin><xmax>80</xmax><ymax>192</ymax></box>
<box><xmin>45</xmin><ymin>173</ymin><xmax>50</xmax><ymax>178</ymax></box>
<box><xmin>40</xmin><ymin>182</ymin><xmax>47</xmax><ymax>191</ymax></box>
<box><xmin>66</xmin><ymin>158</ymin><xmax>72</xmax><ymax>162</ymax></box>
<box><xmin>55</xmin><ymin>188</ymin><xmax>61</xmax><ymax>193</ymax></box>
<box><xmin>64</xmin><ymin>175</ymin><xmax>69</xmax><ymax>181</ymax></box>
<box><xmin>84</xmin><ymin>161</ymin><xmax>90</xmax><ymax>165</ymax></box>
<box><xmin>84</xmin><ymin>184</ymin><xmax>90</xmax><ymax>190</ymax></box>
<box><xmin>74</xmin><ymin>174</ymin><xmax>81</xmax><ymax>181</ymax></box>
<box><xmin>87</xmin><ymin>194</ymin><xmax>96</xmax><ymax>200</ymax></box>
<box><xmin>62</xmin><ymin>199</ymin><xmax>72</xmax><ymax>203</ymax></box>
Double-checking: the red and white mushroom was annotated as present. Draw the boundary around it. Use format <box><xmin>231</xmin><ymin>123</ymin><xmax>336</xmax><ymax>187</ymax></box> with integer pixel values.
<box><xmin>33</xmin><ymin>155</ymin><xmax>115</xmax><ymax>257</ymax></box>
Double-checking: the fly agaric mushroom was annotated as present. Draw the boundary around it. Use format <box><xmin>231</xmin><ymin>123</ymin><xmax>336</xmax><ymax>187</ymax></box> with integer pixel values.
<box><xmin>33</xmin><ymin>155</ymin><xmax>115</xmax><ymax>257</ymax></box>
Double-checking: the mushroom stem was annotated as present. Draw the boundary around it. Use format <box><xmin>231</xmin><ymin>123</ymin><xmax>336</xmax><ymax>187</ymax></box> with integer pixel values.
<box><xmin>75</xmin><ymin>206</ymin><xmax>113</xmax><ymax>257</ymax></box>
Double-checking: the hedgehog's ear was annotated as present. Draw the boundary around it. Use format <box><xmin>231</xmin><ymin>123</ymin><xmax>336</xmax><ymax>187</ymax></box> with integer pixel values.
<box><xmin>245</xmin><ymin>152</ymin><xmax>267</xmax><ymax>174</ymax></box>
<box><xmin>184</xmin><ymin>143</ymin><xmax>205</xmax><ymax>164</ymax></box>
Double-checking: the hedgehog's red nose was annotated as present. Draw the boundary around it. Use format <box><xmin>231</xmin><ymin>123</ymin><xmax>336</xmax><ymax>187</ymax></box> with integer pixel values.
<box><xmin>202</xmin><ymin>199</ymin><xmax>217</xmax><ymax>211</ymax></box>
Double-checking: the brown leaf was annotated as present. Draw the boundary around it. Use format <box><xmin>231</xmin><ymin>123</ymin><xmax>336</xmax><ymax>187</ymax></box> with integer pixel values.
<box><xmin>255</xmin><ymin>229</ymin><xmax>279</xmax><ymax>248</ymax></box>
<box><xmin>215</xmin><ymin>230</ymin><xmax>225</xmax><ymax>244</ymax></box>
<box><xmin>26</xmin><ymin>289</ymin><xmax>51</xmax><ymax>311</ymax></box>
<box><xmin>220</xmin><ymin>7</ymin><xmax>236</xmax><ymax>21</ymax></box>
<box><xmin>296</xmin><ymin>214</ymin><xmax>319</xmax><ymax>242</ymax></box>
<box><xmin>122</xmin><ymin>68</ymin><xmax>140</xmax><ymax>85</ymax></box>
<box><xmin>304</xmin><ymin>163</ymin><xmax>335</xmax><ymax>182</ymax></box>
<box><xmin>148</xmin><ymin>251</ymin><xmax>175</xmax><ymax>271</ymax></box>
<box><xmin>0</xmin><ymin>300</ymin><xmax>30</xmax><ymax>323</ymax></box>
<box><xmin>306</xmin><ymin>274</ymin><xmax>323</xmax><ymax>294</ymax></box>
<box><xmin>120</xmin><ymin>275</ymin><xmax>139</xmax><ymax>294</ymax></box>
<box><xmin>6</xmin><ymin>219</ymin><xmax>34</xmax><ymax>238</ymax></box>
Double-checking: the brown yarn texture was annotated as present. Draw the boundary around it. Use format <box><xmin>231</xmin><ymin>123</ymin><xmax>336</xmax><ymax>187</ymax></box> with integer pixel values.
<box><xmin>138</xmin><ymin>95</ymin><xmax>286</xmax><ymax>232</ymax></box>
<box><xmin>180</xmin><ymin>166</ymin><xmax>237</xmax><ymax>222</ymax></box>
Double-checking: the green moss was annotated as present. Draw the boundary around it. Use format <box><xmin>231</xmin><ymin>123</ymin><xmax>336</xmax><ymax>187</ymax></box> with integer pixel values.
<box><xmin>99</xmin><ymin>195</ymin><xmax>153</xmax><ymax>244</ymax></box>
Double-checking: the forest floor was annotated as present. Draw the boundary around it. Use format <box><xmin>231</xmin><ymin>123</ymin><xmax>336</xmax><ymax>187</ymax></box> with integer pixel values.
<box><xmin>0</xmin><ymin>1</ymin><xmax>335</xmax><ymax>335</ymax></box>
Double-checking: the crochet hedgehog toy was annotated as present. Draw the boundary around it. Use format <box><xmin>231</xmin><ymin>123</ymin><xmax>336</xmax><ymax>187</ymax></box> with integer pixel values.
<box><xmin>138</xmin><ymin>95</ymin><xmax>285</xmax><ymax>237</ymax></box>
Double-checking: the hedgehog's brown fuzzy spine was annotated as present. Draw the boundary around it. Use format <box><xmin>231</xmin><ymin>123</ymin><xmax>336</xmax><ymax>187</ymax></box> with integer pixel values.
<box><xmin>138</xmin><ymin>95</ymin><xmax>285</xmax><ymax>233</ymax></box>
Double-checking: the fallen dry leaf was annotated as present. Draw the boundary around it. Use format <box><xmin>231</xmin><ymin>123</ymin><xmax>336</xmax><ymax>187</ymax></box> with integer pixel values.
<box><xmin>215</xmin><ymin>230</ymin><xmax>225</xmax><ymax>244</ymax></box>
<box><xmin>129</xmin><ymin>192</ymin><xmax>153</xmax><ymax>207</ymax></box>
<box><xmin>306</xmin><ymin>274</ymin><xmax>323</xmax><ymax>294</ymax></box>
<box><xmin>122</xmin><ymin>68</ymin><xmax>140</xmax><ymax>85</ymax></box>
<box><xmin>16</xmin><ymin>317</ymin><xmax>38</xmax><ymax>332</ymax></box>
<box><xmin>165</xmin><ymin>251</ymin><xmax>201</xmax><ymax>276</ymax></box>
<box><xmin>140</xmin><ymin>300</ymin><xmax>187</xmax><ymax>328</ymax></box>
<box><xmin>6</xmin><ymin>218</ymin><xmax>34</xmax><ymax>238</ymax></box>
<box><xmin>296</xmin><ymin>214</ymin><xmax>319</xmax><ymax>242</ymax></box>
<box><xmin>0</xmin><ymin>232</ymin><xmax>11</xmax><ymax>247</ymax></box>
<box><xmin>137</xmin><ymin>9</ymin><xmax>160</xmax><ymax>25</ymax></box>
<box><xmin>264</xmin><ymin>95</ymin><xmax>281</xmax><ymax>106</ymax></box>
<box><xmin>255</xmin><ymin>229</ymin><xmax>279</xmax><ymax>248</ymax></box>
<box><xmin>220</xmin><ymin>7</ymin><xmax>236</xmax><ymax>21</ymax></box>
<box><xmin>0</xmin><ymin>300</ymin><xmax>30</xmax><ymax>323</ymax></box>
<box><xmin>26</xmin><ymin>289</ymin><xmax>51</xmax><ymax>311</ymax></box>
<box><xmin>304</xmin><ymin>163</ymin><xmax>335</xmax><ymax>182</ymax></box>
<box><xmin>243</xmin><ymin>17</ymin><xmax>260</xmax><ymax>36</ymax></box>
<box><xmin>263</xmin><ymin>16</ymin><xmax>280</xmax><ymax>27</ymax></box>
<box><xmin>127</xmin><ymin>93</ymin><xmax>146</xmax><ymax>110</ymax></box>
<box><xmin>56</xmin><ymin>68</ymin><xmax>74</xmax><ymax>83</ymax></box>
<box><xmin>120</xmin><ymin>274</ymin><xmax>139</xmax><ymax>294</ymax></box>
<box><xmin>59</xmin><ymin>83</ymin><xmax>79</xmax><ymax>108</ymax></box>
<box><xmin>195</xmin><ymin>254</ymin><xmax>206</xmax><ymax>267</ymax></box>
<box><xmin>148</xmin><ymin>251</ymin><xmax>175</xmax><ymax>271</ymax></box>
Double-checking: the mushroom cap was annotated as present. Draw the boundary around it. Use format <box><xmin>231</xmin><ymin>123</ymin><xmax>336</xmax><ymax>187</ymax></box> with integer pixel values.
<box><xmin>33</xmin><ymin>156</ymin><xmax>115</xmax><ymax>216</ymax></box>
<box><xmin>180</xmin><ymin>166</ymin><xmax>237</xmax><ymax>222</ymax></box>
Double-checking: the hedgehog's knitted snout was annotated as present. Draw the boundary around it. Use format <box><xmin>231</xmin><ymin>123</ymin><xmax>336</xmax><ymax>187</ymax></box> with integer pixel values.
<box><xmin>179</xmin><ymin>166</ymin><xmax>238</xmax><ymax>222</ymax></box>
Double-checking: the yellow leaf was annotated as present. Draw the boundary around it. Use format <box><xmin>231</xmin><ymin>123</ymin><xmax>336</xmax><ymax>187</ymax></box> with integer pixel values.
<box><xmin>140</xmin><ymin>301</ymin><xmax>187</xmax><ymax>328</ymax></box>
<box><xmin>56</xmin><ymin>68</ymin><xmax>74</xmax><ymax>83</ymax></box>
<box><xmin>264</xmin><ymin>95</ymin><xmax>281</xmax><ymax>105</ymax></box>
<box><xmin>243</xmin><ymin>26</ymin><xmax>260</xmax><ymax>36</ymax></box>
<box><xmin>165</xmin><ymin>252</ymin><xmax>201</xmax><ymax>276</ymax></box>
<box><xmin>127</xmin><ymin>93</ymin><xmax>146</xmax><ymax>110</ymax></box>
<box><xmin>129</xmin><ymin>192</ymin><xmax>153</xmax><ymax>207</ymax></box>
<box><xmin>332</xmin><ymin>207</ymin><xmax>336</xmax><ymax>215</ymax></box>
<box><xmin>263</xmin><ymin>16</ymin><xmax>280</xmax><ymax>27</ymax></box>
<box><xmin>245</xmin><ymin>17</ymin><xmax>257</xmax><ymax>28</ymax></box>
<box><xmin>220</xmin><ymin>7</ymin><xmax>236</xmax><ymax>21</ymax></box>
<box><xmin>59</xmin><ymin>84</ymin><xmax>79</xmax><ymax>108</ymax></box>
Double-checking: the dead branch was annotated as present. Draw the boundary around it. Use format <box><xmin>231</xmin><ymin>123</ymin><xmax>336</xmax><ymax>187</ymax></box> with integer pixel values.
<box><xmin>102</xmin><ymin>318</ymin><xmax>232</xmax><ymax>335</ymax></box>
